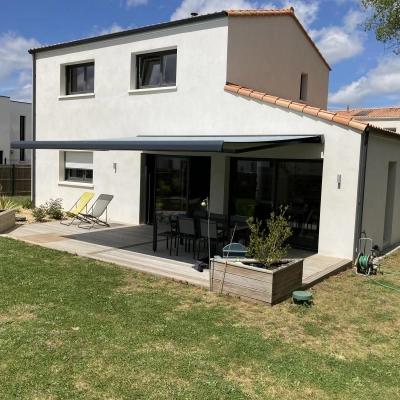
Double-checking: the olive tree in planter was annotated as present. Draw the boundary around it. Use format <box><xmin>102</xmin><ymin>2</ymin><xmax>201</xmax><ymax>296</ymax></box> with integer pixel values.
<box><xmin>212</xmin><ymin>207</ymin><xmax>304</xmax><ymax>305</ymax></box>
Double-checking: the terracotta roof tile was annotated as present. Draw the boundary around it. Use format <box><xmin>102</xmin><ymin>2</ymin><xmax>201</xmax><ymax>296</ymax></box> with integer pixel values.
<box><xmin>303</xmin><ymin>106</ymin><xmax>321</xmax><ymax>117</ymax></box>
<box><xmin>262</xmin><ymin>94</ymin><xmax>279</xmax><ymax>105</ymax></box>
<box><xmin>237</xmin><ymin>87</ymin><xmax>253</xmax><ymax>96</ymax></box>
<box><xmin>249</xmin><ymin>91</ymin><xmax>266</xmax><ymax>101</ymax></box>
<box><xmin>275</xmin><ymin>98</ymin><xmax>292</xmax><ymax>108</ymax></box>
<box><xmin>317</xmin><ymin>110</ymin><xmax>336</xmax><ymax>121</ymax></box>
<box><xmin>224</xmin><ymin>83</ymin><xmax>377</xmax><ymax>133</ymax></box>
<box><xmin>335</xmin><ymin>107</ymin><xmax>400</xmax><ymax>119</ymax></box>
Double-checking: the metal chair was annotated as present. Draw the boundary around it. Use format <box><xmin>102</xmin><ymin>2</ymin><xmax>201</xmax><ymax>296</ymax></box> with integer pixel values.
<box><xmin>176</xmin><ymin>216</ymin><xmax>198</xmax><ymax>258</ymax></box>
<box><xmin>197</xmin><ymin>219</ymin><xmax>227</xmax><ymax>259</ymax></box>
<box><xmin>154</xmin><ymin>214</ymin><xmax>178</xmax><ymax>255</ymax></box>
<box><xmin>60</xmin><ymin>192</ymin><xmax>94</xmax><ymax>226</ymax></box>
<box><xmin>78</xmin><ymin>194</ymin><xmax>114</xmax><ymax>229</ymax></box>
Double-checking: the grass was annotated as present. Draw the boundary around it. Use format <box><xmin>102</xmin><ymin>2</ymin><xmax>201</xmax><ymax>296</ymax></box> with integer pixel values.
<box><xmin>1</xmin><ymin>237</ymin><xmax>400</xmax><ymax>399</ymax></box>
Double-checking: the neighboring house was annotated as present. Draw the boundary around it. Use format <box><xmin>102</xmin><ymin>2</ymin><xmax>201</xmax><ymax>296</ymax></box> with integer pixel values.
<box><xmin>0</xmin><ymin>95</ymin><xmax>32</xmax><ymax>165</ymax></box>
<box><xmin>336</xmin><ymin>107</ymin><xmax>400</xmax><ymax>133</ymax></box>
<box><xmin>12</xmin><ymin>8</ymin><xmax>400</xmax><ymax>260</ymax></box>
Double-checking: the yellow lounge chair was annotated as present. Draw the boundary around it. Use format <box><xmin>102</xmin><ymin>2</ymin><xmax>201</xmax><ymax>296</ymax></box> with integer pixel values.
<box><xmin>60</xmin><ymin>192</ymin><xmax>95</xmax><ymax>226</ymax></box>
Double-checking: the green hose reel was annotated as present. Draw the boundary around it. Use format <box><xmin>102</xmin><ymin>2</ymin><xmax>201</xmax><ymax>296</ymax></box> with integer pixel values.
<box><xmin>355</xmin><ymin>237</ymin><xmax>378</xmax><ymax>275</ymax></box>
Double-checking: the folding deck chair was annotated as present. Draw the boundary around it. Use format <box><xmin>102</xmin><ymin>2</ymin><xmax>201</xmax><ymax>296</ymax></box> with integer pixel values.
<box><xmin>60</xmin><ymin>192</ymin><xmax>95</xmax><ymax>226</ymax></box>
<box><xmin>78</xmin><ymin>194</ymin><xmax>114</xmax><ymax>229</ymax></box>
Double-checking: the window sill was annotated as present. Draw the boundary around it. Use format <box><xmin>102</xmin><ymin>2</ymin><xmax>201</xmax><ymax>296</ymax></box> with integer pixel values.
<box><xmin>58</xmin><ymin>181</ymin><xmax>94</xmax><ymax>189</ymax></box>
<box><xmin>128</xmin><ymin>86</ymin><xmax>177</xmax><ymax>95</ymax></box>
<box><xmin>58</xmin><ymin>93</ymin><xmax>95</xmax><ymax>100</ymax></box>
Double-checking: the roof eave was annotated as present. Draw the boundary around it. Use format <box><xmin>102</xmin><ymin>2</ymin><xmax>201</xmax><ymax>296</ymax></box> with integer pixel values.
<box><xmin>28</xmin><ymin>12</ymin><xmax>228</xmax><ymax>54</ymax></box>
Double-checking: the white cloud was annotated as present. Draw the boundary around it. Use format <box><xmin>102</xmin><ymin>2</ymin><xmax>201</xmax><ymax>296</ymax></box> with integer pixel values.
<box><xmin>310</xmin><ymin>9</ymin><xmax>366</xmax><ymax>64</ymax></box>
<box><xmin>92</xmin><ymin>23</ymin><xmax>125</xmax><ymax>36</ymax></box>
<box><xmin>7</xmin><ymin>84</ymin><xmax>32</xmax><ymax>103</ymax></box>
<box><xmin>0</xmin><ymin>32</ymin><xmax>39</xmax><ymax>80</ymax></box>
<box><xmin>126</xmin><ymin>0</ymin><xmax>147</xmax><ymax>7</ymax></box>
<box><xmin>171</xmin><ymin>0</ymin><xmax>319</xmax><ymax>28</ymax></box>
<box><xmin>281</xmin><ymin>0</ymin><xmax>319</xmax><ymax>30</ymax></box>
<box><xmin>329</xmin><ymin>57</ymin><xmax>400</xmax><ymax>106</ymax></box>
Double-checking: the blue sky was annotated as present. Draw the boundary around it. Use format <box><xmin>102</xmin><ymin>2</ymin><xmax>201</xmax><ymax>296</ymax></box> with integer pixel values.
<box><xmin>1</xmin><ymin>0</ymin><xmax>399</xmax><ymax>109</ymax></box>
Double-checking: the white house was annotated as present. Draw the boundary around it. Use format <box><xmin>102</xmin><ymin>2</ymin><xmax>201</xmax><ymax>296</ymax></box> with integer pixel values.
<box><xmin>0</xmin><ymin>95</ymin><xmax>32</xmax><ymax>165</ymax></box>
<box><xmin>12</xmin><ymin>8</ymin><xmax>400</xmax><ymax>260</ymax></box>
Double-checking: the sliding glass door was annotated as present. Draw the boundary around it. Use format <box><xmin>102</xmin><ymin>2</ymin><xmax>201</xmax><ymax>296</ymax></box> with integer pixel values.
<box><xmin>230</xmin><ymin>158</ymin><xmax>323</xmax><ymax>251</ymax></box>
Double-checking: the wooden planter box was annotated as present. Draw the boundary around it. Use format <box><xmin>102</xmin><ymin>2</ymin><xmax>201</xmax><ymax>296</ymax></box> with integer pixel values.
<box><xmin>212</xmin><ymin>258</ymin><xmax>303</xmax><ymax>305</ymax></box>
<box><xmin>0</xmin><ymin>209</ymin><xmax>16</xmax><ymax>233</ymax></box>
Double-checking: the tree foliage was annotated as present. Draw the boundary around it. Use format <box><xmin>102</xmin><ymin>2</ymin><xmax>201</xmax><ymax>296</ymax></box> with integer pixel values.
<box><xmin>246</xmin><ymin>206</ymin><xmax>292</xmax><ymax>269</ymax></box>
<box><xmin>361</xmin><ymin>0</ymin><xmax>400</xmax><ymax>54</ymax></box>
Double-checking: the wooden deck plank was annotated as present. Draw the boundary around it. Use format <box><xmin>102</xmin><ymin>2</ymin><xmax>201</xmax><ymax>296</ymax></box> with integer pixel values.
<box><xmin>2</xmin><ymin>221</ymin><xmax>352</xmax><ymax>292</ymax></box>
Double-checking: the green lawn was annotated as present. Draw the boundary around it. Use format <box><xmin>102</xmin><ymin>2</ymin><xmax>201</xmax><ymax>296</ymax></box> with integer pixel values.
<box><xmin>1</xmin><ymin>237</ymin><xmax>400</xmax><ymax>399</ymax></box>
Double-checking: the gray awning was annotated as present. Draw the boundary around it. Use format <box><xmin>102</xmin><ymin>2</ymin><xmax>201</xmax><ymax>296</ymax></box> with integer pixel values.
<box><xmin>11</xmin><ymin>135</ymin><xmax>323</xmax><ymax>153</ymax></box>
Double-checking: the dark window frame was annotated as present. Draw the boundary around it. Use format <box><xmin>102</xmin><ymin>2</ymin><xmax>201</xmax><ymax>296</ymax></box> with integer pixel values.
<box><xmin>66</xmin><ymin>62</ymin><xmax>95</xmax><ymax>95</ymax></box>
<box><xmin>65</xmin><ymin>168</ymin><xmax>93</xmax><ymax>183</ymax></box>
<box><xmin>136</xmin><ymin>50</ymin><xmax>177</xmax><ymax>89</ymax></box>
<box><xmin>20</xmin><ymin>116</ymin><xmax>25</xmax><ymax>162</ymax></box>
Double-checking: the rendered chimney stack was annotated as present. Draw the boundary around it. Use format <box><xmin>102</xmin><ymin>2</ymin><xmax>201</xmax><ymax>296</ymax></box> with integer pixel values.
<box><xmin>346</xmin><ymin>105</ymin><xmax>350</xmax><ymax>112</ymax></box>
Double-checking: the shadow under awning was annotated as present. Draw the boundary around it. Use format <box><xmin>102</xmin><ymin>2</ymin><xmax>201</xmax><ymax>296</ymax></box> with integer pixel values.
<box><xmin>11</xmin><ymin>135</ymin><xmax>323</xmax><ymax>153</ymax></box>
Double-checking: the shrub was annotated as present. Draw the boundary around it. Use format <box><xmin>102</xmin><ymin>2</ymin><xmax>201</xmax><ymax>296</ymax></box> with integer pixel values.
<box><xmin>0</xmin><ymin>195</ymin><xmax>18</xmax><ymax>211</ymax></box>
<box><xmin>246</xmin><ymin>206</ymin><xmax>292</xmax><ymax>269</ymax></box>
<box><xmin>22</xmin><ymin>198</ymin><xmax>33</xmax><ymax>209</ymax></box>
<box><xmin>45</xmin><ymin>198</ymin><xmax>63</xmax><ymax>220</ymax></box>
<box><xmin>32</xmin><ymin>206</ymin><xmax>47</xmax><ymax>222</ymax></box>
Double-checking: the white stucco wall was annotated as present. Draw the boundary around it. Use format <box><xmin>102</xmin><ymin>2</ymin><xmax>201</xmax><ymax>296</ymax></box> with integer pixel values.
<box><xmin>10</xmin><ymin>101</ymin><xmax>32</xmax><ymax>164</ymax></box>
<box><xmin>226</xmin><ymin>15</ymin><xmax>330</xmax><ymax>109</ymax></box>
<box><xmin>362</xmin><ymin>133</ymin><xmax>400</xmax><ymax>250</ymax></box>
<box><xmin>0</xmin><ymin>97</ymin><xmax>10</xmax><ymax>164</ymax></box>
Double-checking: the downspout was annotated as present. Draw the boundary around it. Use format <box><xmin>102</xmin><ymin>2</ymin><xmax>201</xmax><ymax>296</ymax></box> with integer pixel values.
<box><xmin>31</xmin><ymin>52</ymin><xmax>36</xmax><ymax>206</ymax></box>
<box><xmin>353</xmin><ymin>126</ymin><xmax>370</xmax><ymax>259</ymax></box>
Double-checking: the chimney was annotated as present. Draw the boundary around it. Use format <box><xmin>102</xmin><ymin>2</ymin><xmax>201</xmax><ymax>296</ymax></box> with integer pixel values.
<box><xmin>346</xmin><ymin>105</ymin><xmax>350</xmax><ymax>112</ymax></box>
<box><xmin>191</xmin><ymin>12</ymin><xmax>198</xmax><ymax>17</ymax></box>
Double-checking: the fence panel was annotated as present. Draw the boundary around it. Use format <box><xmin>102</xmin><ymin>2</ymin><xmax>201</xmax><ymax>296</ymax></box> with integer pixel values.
<box><xmin>0</xmin><ymin>165</ymin><xmax>31</xmax><ymax>196</ymax></box>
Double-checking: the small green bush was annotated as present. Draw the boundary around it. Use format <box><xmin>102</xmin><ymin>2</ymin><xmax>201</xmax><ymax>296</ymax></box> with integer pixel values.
<box><xmin>246</xmin><ymin>206</ymin><xmax>292</xmax><ymax>269</ymax></box>
<box><xmin>31</xmin><ymin>206</ymin><xmax>47</xmax><ymax>222</ymax></box>
<box><xmin>22</xmin><ymin>198</ymin><xmax>33</xmax><ymax>209</ymax></box>
<box><xmin>45</xmin><ymin>198</ymin><xmax>63</xmax><ymax>220</ymax></box>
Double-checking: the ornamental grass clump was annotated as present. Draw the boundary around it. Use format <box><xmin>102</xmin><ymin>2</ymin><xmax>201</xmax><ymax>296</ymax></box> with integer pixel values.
<box><xmin>0</xmin><ymin>195</ymin><xmax>18</xmax><ymax>211</ymax></box>
<box><xmin>246</xmin><ymin>206</ymin><xmax>292</xmax><ymax>269</ymax></box>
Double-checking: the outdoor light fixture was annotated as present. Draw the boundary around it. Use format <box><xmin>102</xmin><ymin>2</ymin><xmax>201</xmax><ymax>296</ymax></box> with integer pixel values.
<box><xmin>113</xmin><ymin>162</ymin><xmax>117</xmax><ymax>173</ymax></box>
<box><xmin>201</xmin><ymin>197</ymin><xmax>212</xmax><ymax>291</ymax></box>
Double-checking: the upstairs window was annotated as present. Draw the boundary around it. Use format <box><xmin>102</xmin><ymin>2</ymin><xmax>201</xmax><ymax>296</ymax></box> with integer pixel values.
<box><xmin>300</xmin><ymin>73</ymin><xmax>308</xmax><ymax>102</ymax></box>
<box><xmin>137</xmin><ymin>50</ymin><xmax>177</xmax><ymax>89</ymax></box>
<box><xmin>66</xmin><ymin>62</ymin><xmax>94</xmax><ymax>95</ymax></box>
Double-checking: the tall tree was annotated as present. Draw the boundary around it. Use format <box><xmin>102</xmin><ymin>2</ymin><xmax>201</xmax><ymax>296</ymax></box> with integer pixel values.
<box><xmin>361</xmin><ymin>0</ymin><xmax>400</xmax><ymax>54</ymax></box>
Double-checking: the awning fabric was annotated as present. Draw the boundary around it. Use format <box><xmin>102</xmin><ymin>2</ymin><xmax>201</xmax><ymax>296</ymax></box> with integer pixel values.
<box><xmin>11</xmin><ymin>135</ymin><xmax>323</xmax><ymax>153</ymax></box>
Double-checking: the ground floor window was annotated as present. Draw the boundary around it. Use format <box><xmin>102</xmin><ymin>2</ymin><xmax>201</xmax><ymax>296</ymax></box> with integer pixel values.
<box><xmin>230</xmin><ymin>158</ymin><xmax>323</xmax><ymax>251</ymax></box>
<box><xmin>64</xmin><ymin>151</ymin><xmax>93</xmax><ymax>183</ymax></box>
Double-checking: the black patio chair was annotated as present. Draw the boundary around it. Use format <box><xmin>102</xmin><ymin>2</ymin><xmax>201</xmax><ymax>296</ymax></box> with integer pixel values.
<box><xmin>176</xmin><ymin>216</ymin><xmax>198</xmax><ymax>258</ymax></box>
<box><xmin>197</xmin><ymin>219</ymin><xmax>227</xmax><ymax>259</ymax></box>
<box><xmin>154</xmin><ymin>214</ymin><xmax>178</xmax><ymax>255</ymax></box>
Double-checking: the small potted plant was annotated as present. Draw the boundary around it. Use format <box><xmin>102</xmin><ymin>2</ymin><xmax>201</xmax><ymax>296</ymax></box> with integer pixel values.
<box><xmin>212</xmin><ymin>206</ymin><xmax>304</xmax><ymax>305</ymax></box>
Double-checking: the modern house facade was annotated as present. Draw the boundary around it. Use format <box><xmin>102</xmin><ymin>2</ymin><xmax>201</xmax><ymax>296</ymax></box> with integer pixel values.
<box><xmin>12</xmin><ymin>8</ymin><xmax>400</xmax><ymax>260</ymax></box>
<box><xmin>0</xmin><ymin>96</ymin><xmax>32</xmax><ymax>165</ymax></box>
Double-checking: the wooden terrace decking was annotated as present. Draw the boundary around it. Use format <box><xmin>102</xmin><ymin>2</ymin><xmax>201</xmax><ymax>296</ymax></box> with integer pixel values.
<box><xmin>1</xmin><ymin>221</ymin><xmax>351</xmax><ymax>291</ymax></box>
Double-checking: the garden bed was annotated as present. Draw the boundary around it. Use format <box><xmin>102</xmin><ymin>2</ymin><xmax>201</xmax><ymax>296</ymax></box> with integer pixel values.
<box><xmin>212</xmin><ymin>258</ymin><xmax>303</xmax><ymax>305</ymax></box>
<box><xmin>0</xmin><ymin>209</ymin><xmax>15</xmax><ymax>233</ymax></box>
